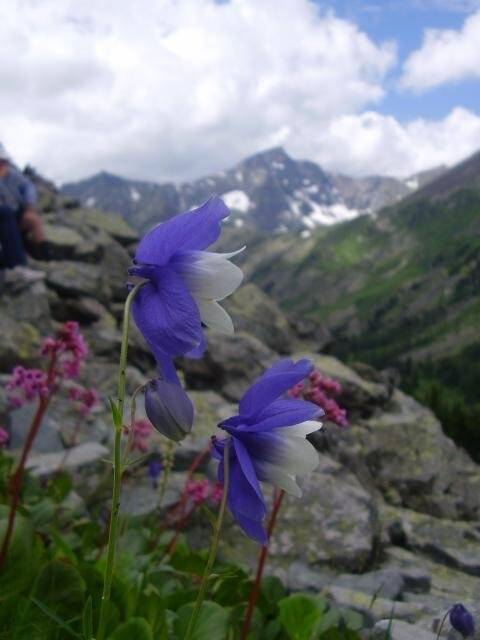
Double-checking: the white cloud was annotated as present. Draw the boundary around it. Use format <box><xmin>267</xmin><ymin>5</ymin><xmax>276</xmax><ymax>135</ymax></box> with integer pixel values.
<box><xmin>314</xmin><ymin>107</ymin><xmax>480</xmax><ymax>176</ymax></box>
<box><xmin>0</xmin><ymin>0</ymin><xmax>479</xmax><ymax>184</ymax></box>
<box><xmin>400</xmin><ymin>10</ymin><xmax>480</xmax><ymax>91</ymax></box>
<box><xmin>0</xmin><ymin>0</ymin><xmax>396</xmax><ymax>182</ymax></box>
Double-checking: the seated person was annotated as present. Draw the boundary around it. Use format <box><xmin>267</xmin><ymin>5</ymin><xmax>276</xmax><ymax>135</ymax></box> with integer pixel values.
<box><xmin>0</xmin><ymin>143</ymin><xmax>49</xmax><ymax>269</ymax></box>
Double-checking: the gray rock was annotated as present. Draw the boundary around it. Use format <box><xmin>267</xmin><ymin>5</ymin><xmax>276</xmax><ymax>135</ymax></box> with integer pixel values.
<box><xmin>180</xmin><ymin>330</ymin><xmax>276</xmax><ymax>401</ymax></box>
<box><xmin>333</xmin><ymin>569</ymin><xmax>405</xmax><ymax>601</ymax></box>
<box><xmin>66</xmin><ymin>208</ymin><xmax>138</xmax><ymax>245</ymax></box>
<box><xmin>223</xmin><ymin>283</ymin><xmax>294</xmax><ymax>354</ymax></box>
<box><xmin>373</xmin><ymin>619</ymin><xmax>437</xmax><ymax>640</ymax></box>
<box><xmin>45</xmin><ymin>260</ymin><xmax>111</xmax><ymax>302</ymax></box>
<box><xmin>267</xmin><ymin>453</ymin><xmax>379</xmax><ymax>572</ymax></box>
<box><xmin>384</xmin><ymin>505</ymin><xmax>480</xmax><ymax>577</ymax></box>
<box><xmin>327</xmin><ymin>389</ymin><xmax>480</xmax><ymax>521</ymax></box>
<box><xmin>294</xmin><ymin>352</ymin><xmax>391</xmax><ymax>417</ymax></box>
<box><xmin>325</xmin><ymin>585</ymin><xmax>429</xmax><ymax>625</ymax></box>
<box><xmin>26</xmin><ymin>441</ymin><xmax>109</xmax><ymax>476</ymax></box>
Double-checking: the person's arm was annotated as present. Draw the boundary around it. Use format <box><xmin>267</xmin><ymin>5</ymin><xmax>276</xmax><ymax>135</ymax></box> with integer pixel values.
<box><xmin>19</xmin><ymin>174</ymin><xmax>37</xmax><ymax>213</ymax></box>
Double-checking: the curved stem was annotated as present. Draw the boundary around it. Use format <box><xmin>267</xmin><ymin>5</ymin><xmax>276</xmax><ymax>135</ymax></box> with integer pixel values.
<box><xmin>0</xmin><ymin>352</ymin><xmax>57</xmax><ymax>572</ymax></box>
<box><xmin>184</xmin><ymin>439</ymin><xmax>230</xmax><ymax>640</ymax></box>
<box><xmin>435</xmin><ymin>609</ymin><xmax>451</xmax><ymax>640</ymax></box>
<box><xmin>96</xmin><ymin>281</ymin><xmax>144</xmax><ymax>640</ymax></box>
<box><xmin>241</xmin><ymin>489</ymin><xmax>285</xmax><ymax>640</ymax></box>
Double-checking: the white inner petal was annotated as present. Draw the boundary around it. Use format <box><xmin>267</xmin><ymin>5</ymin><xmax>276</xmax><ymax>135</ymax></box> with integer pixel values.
<box><xmin>273</xmin><ymin>434</ymin><xmax>320</xmax><ymax>476</ymax></box>
<box><xmin>197</xmin><ymin>299</ymin><xmax>234</xmax><ymax>335</ymax></box>
<box><xmin>181</xmin><ymin>250</ymin><xmax>244</xmax><ymax>301</ymax></box>
<box><xmin>279</xmin><ymin>420</ymin><xmax>323</xmax><ymax>438</ymax></box>
<box><xmin>254</xmin><ymin>459</ymin><xmax>302</xmax><ymax>497</ymax></box>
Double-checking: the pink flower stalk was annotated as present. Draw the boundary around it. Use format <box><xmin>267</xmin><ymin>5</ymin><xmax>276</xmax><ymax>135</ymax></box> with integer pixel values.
<box><xmin>68</xmin><ymin>386</ymin><xmax>100</xmax><ymax>417</ymax></box>
<box><xmin>210</xmin><ymin>481</ymin><xmax>223</xmax><ymax>505</ymax></box>
<box><xmin>124</xmin><ymin>419</ymin><xmax>152</xmax><ymax>454</ymax></box>
<box><xmin>0</xmin><ymin>427</ymin><xmax>9</xmax><ymax>448</ymax></box>
<box><xmin>288</xmin><ymin>368</ymin><xmax>348</xmax><ymax>427</ymax></box>
<box><xmin>41</xmin><ymin>321</ymin><xmax>88</xmax><ymax>380</ymax></box>
<box><xmin>185</xmin><ymin>478</ymin><xmax>211</xmax><ymax>505</ymax></box>
<box><xmin>6</xmin><ymin>366</ymin><xmax>49</xmax><ymax>409</ymax></box>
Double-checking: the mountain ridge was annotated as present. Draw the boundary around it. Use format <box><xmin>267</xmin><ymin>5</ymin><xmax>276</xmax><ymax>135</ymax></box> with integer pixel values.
<box><xmin>62</xmin><ymin>146</ymin><xmax>444</xmax><ymax>235</ymax></box>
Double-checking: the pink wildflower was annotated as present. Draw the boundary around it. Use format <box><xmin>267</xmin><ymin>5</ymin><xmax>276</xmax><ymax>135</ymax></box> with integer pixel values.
<box><xmin>210</xmin><ymin>481</ymin><xmax>223</xmax><ymax>505</ymax></box>
<box><xmin>291</xmin><ymin>368</ymin><xmax>348</xmax><ymax>428</ymax></box>
<box><xmin>0</xmin><ymin>427</ymin><xmax>9</xmax><ymax>448</ymax></box>
<box><xmin>68</xmin><ymin>386</ymin><xmax>99</xmax><ymax>417</ymax></box>
<box><xmin>6</xmin><ymin>366</ymin><xmax>49</xmax><ymax>409</ymax></box>
<box><xmin>186</xmin><ymin>478</ymin><xmax>211</xmax><ymax>505</ymax></box>
<box><xmin>124</xmin><ymin>419</ymin><xmax>152</xmax><ymax>453</ymax></box>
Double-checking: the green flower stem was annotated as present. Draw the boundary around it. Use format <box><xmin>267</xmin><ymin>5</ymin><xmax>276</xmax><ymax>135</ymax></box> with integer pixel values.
<box><xmin>184</xmin><ymin>439</ymin><xmax>231</xmax><ymax>640</ymax></box>
<box><xmin>97</xmin><ymin>281</ymin><xmax>144</xmax><ymax>640</ymax></box>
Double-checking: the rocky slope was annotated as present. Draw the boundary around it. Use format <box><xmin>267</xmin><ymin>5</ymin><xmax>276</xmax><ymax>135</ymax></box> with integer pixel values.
<box><xmin>1</xmin><ymin>170</ymin><xmax>479</xmax><ymax>637</ymax></box>
<box><xmin>62</xmin><ymin>147</ymin><xmax>443</xmax><ymax>235</ymax></box>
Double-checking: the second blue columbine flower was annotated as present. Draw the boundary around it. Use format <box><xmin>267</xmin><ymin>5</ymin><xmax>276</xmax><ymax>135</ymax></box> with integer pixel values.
<box><xmin>212</xmin><ymin>359</ymin><xmax>323</xmax><ymax>544</ymax></box>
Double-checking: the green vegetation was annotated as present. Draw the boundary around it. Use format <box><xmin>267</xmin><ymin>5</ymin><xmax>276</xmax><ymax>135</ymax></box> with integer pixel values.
<box><xmin>250</xmin><ymin>183</ymin><xmax>480</xmax><ymax>459</ymax></box>
<box><xmin>0</xmin><ymin>454</ymin><xmax>366</xmax><ymax>639</ymax></box>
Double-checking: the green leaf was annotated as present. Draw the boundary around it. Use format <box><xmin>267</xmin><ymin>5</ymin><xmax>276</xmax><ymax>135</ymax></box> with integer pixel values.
<box><xmin>174</xmin><ymin>601</ymin><xmax>230</xmax><ymax>640</ymax></box>
<box><xmin>0</xmin><ymin>508</ymin><xmax>41</xmax><ymax>598</ymax></box>
<box><xmin>33</xmin><ymin>559</ymin><xmax>86</xmax><ymax>619</ymax></box>
<box><xmin>31</xmin><ymin>597</ymin><xmax>82</xmax><ymax>639</ymax></box>
<box><xmin>109</xmin><ymin>397</ymin><xmax>123</xmax><ymax>429</ymax></box>
<box><xmin>82</xmin><ymin>596</ymin><xmax>93</xmax><ymax>640</ymax></box>
<box><xmin>48</xmin><ymin>471</ymin><xmax>73</xmax><ymax>502</ymax></box>
<box><xmin>109</xmin><ymin>617</ymin><xmax>154</xmax><ymax>640</ymax></box>
<box><xmin>278</xmin><ymin>593</ymin><xmax>326</xmax><ymax>640</ymax></box>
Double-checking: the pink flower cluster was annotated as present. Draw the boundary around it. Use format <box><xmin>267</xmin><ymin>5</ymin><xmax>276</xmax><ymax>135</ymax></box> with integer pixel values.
<box><xmin>124</xmin><ymin>419</ymin><xmax>152</xmax><ymax>453</ymax></box>
<box><xmin>41</xmin><ymin>321</ymin><xmax>88</xmax><ymax>379</ymax></box>
<box><xmin>186</xmin><ymin>478</ymin><xmax>223</xmax><ymax>506</ymax></box>
<box><xmin>68</xmin><ymin>386</ymin><xmax>99</xmax><ymax>417</ymax></box>
<box><xmin>6</xmin><ymin>366</ymin><xmax>49</xmax><ymax>409</ymax></box>
<box><xmin>0</xmin><ymin>427</ymin><xmax>9</xmax><ymax>448</ymax></box>
<box><xmin>289</xmin><ymin>369</ymin><xmax>348</xmax><ymax>427</ymax></box>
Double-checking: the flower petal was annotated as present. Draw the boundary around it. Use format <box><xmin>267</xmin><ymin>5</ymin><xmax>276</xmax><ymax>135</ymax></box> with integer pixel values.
<box><xmin>135</xmin><ymin>196</ymin><xmax>230</xmax><ymax>266</ymax></box>
<box><xmin>234</xmin><ymin>430</ymin><xmax>319</xmax><ymax>477</ymax></box>
<box><xmin>218</xmin><ymin>444</ymin><xmax>267</xmax><ymax>544</ymax></box>
<box><xmin>172</xmin><ymin>248</ymin><xmax>244</xmax><ymax>301</ymax></box>
<box><xmin>238</xmin><ymin>398</ymin><xmax>322</xmax><ymax>432</ymax></box>
<box><xmin>197</xmin><ymin>299</ymin><xmax>234</xmax><ymax>334</ymax></box>
<box><xmin>239</xmin><ymin>359</ymin><xmax>313</xmax><ymax>418</ymax></box>
<box><xmin>132</xmin><ymin>266</ymin><xmax>203</xmax><ymax>357</ymax></box>
<box><xmin>253</xmin><ymin>460</ymin><xmax>302</xmax><ymax>497</ymax></box>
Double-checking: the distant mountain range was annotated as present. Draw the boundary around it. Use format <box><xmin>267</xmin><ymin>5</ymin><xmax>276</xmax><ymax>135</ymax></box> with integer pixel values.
<box><xmin>232</xmin><ymin>149</ymin><xmax>480</xmax><ymax>438</ymax></box>
<box><xmin>62</xmin><ymin>147</ymin><xmax>444</xmax><ymax>234</ymax></box>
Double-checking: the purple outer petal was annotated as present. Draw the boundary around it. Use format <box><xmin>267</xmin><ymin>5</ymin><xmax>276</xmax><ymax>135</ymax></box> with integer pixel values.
<box><xmin>185</xmin><ymin>333</ymin><xmax>207</xmax><ymax>359</ymax></box>
<box><xmin>135</xmin><ymin>196</ymin><xmax>230</xmax><ymax>266</ymax></box>
<box><xmin>132</xmin><ymin>266</ymin><xmax>202</xmax><ymax>358</ymax></box>
<box><xmin>217</xmin><ymin>438</ymin><xmax>268</xmax><ymax>544</ymax></box>
<box><xmin>239</xmin><ymin>358</ymin><xmax>313</xmax><ymax>418</ymax></box>
<box><xmin>238</xmin><ymin>398</ymin><xmax>322</xmax><ymax>432</ymax></box>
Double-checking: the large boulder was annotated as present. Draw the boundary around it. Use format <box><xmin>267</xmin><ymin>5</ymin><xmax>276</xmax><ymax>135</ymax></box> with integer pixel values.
<box><xmin>223</xmin><ymin>283</ymin><xmax>294</xmax><ymax>354</ymax></box>
<box><xmin>0</xmin><ymin>276</ymin><xmax>51</xmax><ymax>371</ymax></box>
<box><xmin>219</xmin><ymin>453</ymin><xmax>380</xmax><ymax>575</ymax></box>
<box><xmin>328</xmin><ymin>390</ymin><xmax>480</xmax><ymax>520</ymax></box>
<box><xmin>179</xmin><ymin>330</ymin><xmax>275</xmax><ymax>401</ymax></box>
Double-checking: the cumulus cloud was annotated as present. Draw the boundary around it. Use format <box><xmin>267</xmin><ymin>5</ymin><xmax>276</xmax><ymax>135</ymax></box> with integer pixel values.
<box><xmin>0</xmin><ymin>0</ymin><xmax>479</xmax><ymax>183</ymax></box>
<box><xmin>314</xmin><ymin>107</ymin><xmax>480</xmax><ymax>177</ymax></box>
<box><xmin>400</xmin><ymin>10</ymin><xmax>480</xmax><ymax>91</ymax></box>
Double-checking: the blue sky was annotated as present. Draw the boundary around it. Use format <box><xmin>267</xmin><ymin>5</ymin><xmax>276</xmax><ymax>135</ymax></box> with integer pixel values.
<box><xmin>321</xmin><ymin>0</ymin><xmax>480</xmax><ymax>120</ymax></box>
<box><xmin>1</xmin><ymin>0</ymin><xmax>480</xmax><ymax>182</ymax></box>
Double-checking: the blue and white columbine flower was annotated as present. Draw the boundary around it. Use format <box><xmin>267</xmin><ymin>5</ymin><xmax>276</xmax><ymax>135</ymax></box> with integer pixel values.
<box><xmin>130</xmin><ymin>196</ymin><xmax>243</xmax><ymax>440</ymax></box>
<box><xmin>212</xmin><ymin>359</ymin><xmax>323</xmax><ymax>544</ymax></box>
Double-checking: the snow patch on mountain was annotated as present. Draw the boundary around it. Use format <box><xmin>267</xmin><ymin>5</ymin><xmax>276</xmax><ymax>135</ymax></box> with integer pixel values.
<box><xmin>221</xmin><ymin>190</ymin><xmax>251</xmax><ymax>213</ymax></box>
